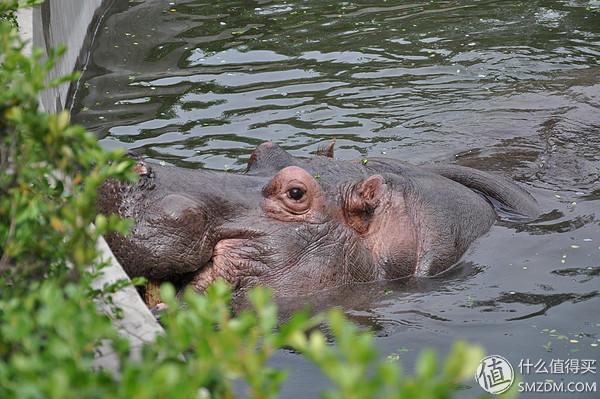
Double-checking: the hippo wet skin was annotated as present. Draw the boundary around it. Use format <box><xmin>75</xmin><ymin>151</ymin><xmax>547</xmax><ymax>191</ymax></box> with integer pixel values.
<box><xmin>98</xmin><ymin>142</ymin><xmax>540</xmax><ymax>304</ymax></box>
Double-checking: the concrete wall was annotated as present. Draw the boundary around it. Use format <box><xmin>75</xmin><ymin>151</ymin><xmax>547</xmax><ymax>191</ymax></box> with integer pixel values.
<box><xmin>32</xmin><ymin>0</ymin><xmax>106</xmax><ymax>113</ymax></box>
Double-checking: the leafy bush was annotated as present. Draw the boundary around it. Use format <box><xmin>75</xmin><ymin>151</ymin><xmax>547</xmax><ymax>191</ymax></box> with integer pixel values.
<box><xmin>0</xmin><ymin>2</ymin><xmax>492</xmax><ymax>398</ymax></box>
<box><xmin>0</xmin><ymin>1</ymin><xmax>134</xmax><ymax>279</ymax></box>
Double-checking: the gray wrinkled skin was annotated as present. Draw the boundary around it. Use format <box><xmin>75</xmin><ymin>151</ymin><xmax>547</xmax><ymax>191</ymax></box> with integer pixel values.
<box><xmin>98</xmin><ymin>142</ymin><xmax>539</xmax><ymax>303</ymax></box>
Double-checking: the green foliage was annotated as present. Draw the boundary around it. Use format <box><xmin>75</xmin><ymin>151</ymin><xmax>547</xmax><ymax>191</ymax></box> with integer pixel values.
<box><xmin>0</xmin><ymin>276</ymin><xmax>486</xmax><ymax>399</ymax></box>
<box><xmin>288</xmin><ymin>304</ymin><xmax>485</xmax><ymax>399</ymax></box>
<box><xmin>0</xmin><ymin>2</ymin><xmax>494</xmax><ymax>398</ymax></box>
<box><xmin>0</xmin><ymin>1</ymin><xmax>44</xmax><ymax>30</ymax></box>
<box><xmin>0</xmin><ymin>9</ymin><xmax>16</xmax><ymax>27</ymax></box>
<box><xmin>0</xmin><ymin>7</ymin><xmax>135</xmax><ymax>279</ymax></box>
<box><xmin>119</xmin><ymin>281</ymin><xmax>486</xmax><ymax>399</ymax></box>
<box><xmin>0</xmin><ymin>278</ymin><xmax>125</xmax><ymax>399</ymax></box>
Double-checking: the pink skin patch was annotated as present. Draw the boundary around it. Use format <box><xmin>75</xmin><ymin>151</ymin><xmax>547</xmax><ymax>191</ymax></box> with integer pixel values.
<box><xmin>190</xmin><ymin>239</ymin><xmax>265</xmax><ymax>293</ymax></box>
<box><xmin>133</xmin><ymin>161</ymin><xmax>149</xmax><ymax>175</ymax></box>
<box><xmin>152</xmin><ymin>302</ymin><xmax>168</xmax><ymax>311</ymax></box>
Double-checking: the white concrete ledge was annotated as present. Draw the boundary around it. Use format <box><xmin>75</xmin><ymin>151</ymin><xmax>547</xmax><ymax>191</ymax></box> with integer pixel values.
<box><xmin>93</xmin><ymin>236</ymin><xmax>163</xmax><ymax>370</ymax></box>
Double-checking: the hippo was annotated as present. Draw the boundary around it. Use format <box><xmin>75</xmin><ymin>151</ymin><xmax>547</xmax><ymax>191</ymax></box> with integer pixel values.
<box><xmin>98</xmin><ymin>142</ymin><xmax>540</xmax><ymax>304</ymax></box>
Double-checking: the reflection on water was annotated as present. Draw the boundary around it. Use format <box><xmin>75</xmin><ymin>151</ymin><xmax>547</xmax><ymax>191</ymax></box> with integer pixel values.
<box><xmin>72</xmin><ymin>1</ymin><xmax>600</xmax><ymax>397</ymax></box>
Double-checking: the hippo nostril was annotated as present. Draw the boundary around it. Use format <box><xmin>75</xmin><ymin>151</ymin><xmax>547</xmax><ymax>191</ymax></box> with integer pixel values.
<box><xmin>287</xmin><ymin>187</ymin><xmax>305</xmax><ymax>201</ymax></box>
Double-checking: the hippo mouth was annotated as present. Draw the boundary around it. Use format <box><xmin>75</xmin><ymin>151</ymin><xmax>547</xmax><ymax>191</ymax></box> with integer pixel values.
<box><xmin>192</xmin><ymin>237</ymin><xmax>273</xmax><ymax>298</ymax></box>
<box><xmin>144</xmin><ymin>237</ymin><xmax>268</xmax><ymax>308</ymax></box>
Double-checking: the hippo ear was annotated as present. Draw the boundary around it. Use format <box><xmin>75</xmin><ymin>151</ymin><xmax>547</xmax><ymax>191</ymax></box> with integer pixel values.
<box><xmin>315</xmin><ymin>139</ymin><xmax>335</xmax><ymax>158</ymax></box>
<box><xmin>343</xmin><ymin>175</ymin><xmax>387</xmax><ymax>234</ymax></box>
<box><xmin>246</xmin><ymin>141</ymin><xmax>294</xmax><ymax>174</ymax></box>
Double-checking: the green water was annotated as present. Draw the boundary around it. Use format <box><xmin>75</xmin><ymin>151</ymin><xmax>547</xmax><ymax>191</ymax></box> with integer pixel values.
<box><xmin>73</xmin><ymin>1</ymin><xmax>600</xmax><ymax>397</ymax></box>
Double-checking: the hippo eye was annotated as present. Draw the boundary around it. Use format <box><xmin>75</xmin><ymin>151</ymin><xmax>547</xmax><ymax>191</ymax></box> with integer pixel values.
<box><xmin>287</xmin><ymin>187</ymin><xmax>305</xmax><ymax>201</ymax></box>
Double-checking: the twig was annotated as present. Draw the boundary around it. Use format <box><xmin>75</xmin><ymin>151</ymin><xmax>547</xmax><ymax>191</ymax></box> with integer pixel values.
<box><xmin>0</xmin><ymin>215</ymin><xmax>16</xmax><ymax>273</ymax></box>
<box><xmin>0</xmin><ymin>126</ymin><xmax>19</xmax><ymax>273</ymax></box>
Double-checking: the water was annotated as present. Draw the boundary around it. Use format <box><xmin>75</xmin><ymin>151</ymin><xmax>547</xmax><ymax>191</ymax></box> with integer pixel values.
<box><xmin>72</xmin><ymin>1</ymin><xmax>600</xmax><ymax>397</ymax></box>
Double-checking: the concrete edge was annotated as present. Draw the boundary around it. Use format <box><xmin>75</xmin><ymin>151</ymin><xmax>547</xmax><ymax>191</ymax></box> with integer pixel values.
<box><xmin>93</xmin><ymin>236</ymin><xmax>164</xmax><ymax>369</ymax></box>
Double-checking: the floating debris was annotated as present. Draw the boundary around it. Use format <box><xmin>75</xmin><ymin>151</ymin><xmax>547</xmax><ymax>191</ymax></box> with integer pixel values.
<box><xmin>387</xmin><ymin>353</ymin><xmax>400</xmax><ymax>362</ymax></box>
<box><xmin>543</xmin><ymin>341</ymin><xmax>552</xmax><ymax>352</ymax></box>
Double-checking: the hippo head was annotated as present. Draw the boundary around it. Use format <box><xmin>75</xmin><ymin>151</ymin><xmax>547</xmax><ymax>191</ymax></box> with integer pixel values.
<box><xmin>99</xmin><ymin>148</ymin><xmax>418</xmax><ymax>302</ymax></box>
<box><xmin>188</xmin><ymin>165</ymin><xmax>384</xmax><ymax>297</ymax></box>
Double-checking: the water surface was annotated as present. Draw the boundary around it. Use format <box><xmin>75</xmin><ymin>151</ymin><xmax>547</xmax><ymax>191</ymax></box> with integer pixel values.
<box><xmin>72</xmin><ymin>1</ymin><xmax>600</xmax><ymax>397</ymax></box>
